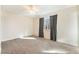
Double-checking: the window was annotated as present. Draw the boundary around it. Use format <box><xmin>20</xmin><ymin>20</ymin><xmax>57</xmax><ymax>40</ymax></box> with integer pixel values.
<box><xmin>44</xmin><ymin>16</ymin><xmax>50</xmax><ymax>29</ymax></box>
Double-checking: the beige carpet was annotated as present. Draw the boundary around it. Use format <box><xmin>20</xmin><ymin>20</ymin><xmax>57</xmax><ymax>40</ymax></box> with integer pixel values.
<box><xmin>1</xmin><ymin>37</ymin><xmax>79</xmax><ymax>54</ymax></box>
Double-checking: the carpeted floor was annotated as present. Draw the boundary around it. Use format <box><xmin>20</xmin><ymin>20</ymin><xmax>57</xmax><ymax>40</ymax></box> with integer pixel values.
<box><xmin>1</xmin><ymin>36</ymin><xmax>79</xmax><ymax>54</ymax></box>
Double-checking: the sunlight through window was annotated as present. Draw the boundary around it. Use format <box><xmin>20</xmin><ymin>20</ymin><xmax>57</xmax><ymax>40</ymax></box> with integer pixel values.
<box><xmin>42</xmin><ymin>49</ymin><xmax>68</xmax><ymax>53</ymax></box>
<box><xmin>19</xmin><ymin>34</ymin><xmax>36</xmax><ymax>40</ymax></box>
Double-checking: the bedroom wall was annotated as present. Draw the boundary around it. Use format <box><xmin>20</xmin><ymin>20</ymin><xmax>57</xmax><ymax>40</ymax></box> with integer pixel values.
<box><xmin>0</xmin><ymin>5</ymin><xmax>1</xmax><ymax>53</ymax></box>
<box><xmin>78</xmin><ymin>6</ymin><xmax>79</xmax><ymax>45</ymax></box>
<box><xmin>57</xmin><ymin>6</ymin><xmax>78</xmax><ymax>46</ymax></box>
<box><xmin>1</xmin><ymin>11</ymin><xmax>34</xmax><ymax>41</ymax></box>
<box><xmin>33</xmin><ymin>6</ymin><xmax>78</xmax><ymax>46</ymax></box>
<box><xmin>0</xmin><ymin>6</ymin><xmax>2</xmax><ymax>40</ymax></box>
<box><xmin>33</xmin><ymin>17</ymin><xmax>39</xmax><ymax>36</ymax></box>
<box><xmin>77</xmin><ymin>6</ymin><xmax>79</xmax><ymax>46</ymax></box>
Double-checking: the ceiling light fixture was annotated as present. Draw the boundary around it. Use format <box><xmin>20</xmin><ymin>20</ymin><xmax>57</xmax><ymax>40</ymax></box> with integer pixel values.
<box><xmin>24</xmin><ymin>5</ymin><xmax>39</xmax><ymax>14</ymax></box>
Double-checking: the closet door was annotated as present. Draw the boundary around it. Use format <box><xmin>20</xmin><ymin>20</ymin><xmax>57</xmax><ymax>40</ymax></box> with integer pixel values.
<box><xmin>39</xmin><ymin>18</ymin><xmax>44</xmax><ymax>37</ymax></box>
<box><xmin>50</xmin><ymin>15</ymin><xmax>57</xmax><ymax>41</ymax></box>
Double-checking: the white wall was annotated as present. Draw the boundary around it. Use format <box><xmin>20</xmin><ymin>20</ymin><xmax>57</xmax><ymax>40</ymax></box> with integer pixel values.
<box><xmin>33</xmin><ymin>6</ymin><xmax>78</xmax><ymax>46</ymax></box>
<box><xmin>33</xmin><ymin>17</ymin><xmax>39</xmax><ymax>36</ymax></box>
<box><xmin>78</xmin><ymin>6</ymin><xmax>79</xmax><ymax>46</ymax></box>
<box><xmin>0</xmin><ymin>6</ymin><xmax>2</xmax><ymax>40</ymax></box>
<box><xmin>0</xmin><ymin>5</ymin><xmax>1</xmax><ymax>53</ymax></box>
<box><xmin>77</xmin><ymin>6</ymin><xmax>79</xmax><ymax>46</ymax></box>
<box><xmin>2</xmin><ymin>12</ymin><xmax>34</xmax><ymax>41</ymax></box>
<box><xmin>57</xmin><ymin>7</ymin><xmax>78</xmax><ymax>46</ymax></box>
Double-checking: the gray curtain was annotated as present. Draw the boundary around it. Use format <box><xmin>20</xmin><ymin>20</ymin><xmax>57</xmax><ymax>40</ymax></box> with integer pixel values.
<box><xmin>39</xmin><ymin>18</ymin><xmax>44</xmax><ymax>37</ymax></box>
<box><xmin>50</xmin><ymin>15</ymin><xmax>57</xmax><ymax>41</ymax></box>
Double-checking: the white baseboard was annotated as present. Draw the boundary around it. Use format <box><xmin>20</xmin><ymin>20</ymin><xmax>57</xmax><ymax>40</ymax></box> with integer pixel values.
<box><xmin>1</xmin><ymin>39</ymin><xmax>13</xmax><ymax>42</ymax></box>
<box><xmin>1</xmin><ymin>37</ymin><xmax>18</xmax><ymax>42</ymax></box>
<box><xmin>57</xmin><ymin>39</ymin><xmax>78</xmax><ymax>46</ymax></box>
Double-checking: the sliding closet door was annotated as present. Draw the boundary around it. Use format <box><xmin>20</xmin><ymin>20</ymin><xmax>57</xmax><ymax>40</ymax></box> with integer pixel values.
<box><xmin>39</xmin><ymin>18</ymin><xmax>44</xmax><ymax>37</ymax></box>
<box><xmin>50</xmin><ymin>15</ymin><xmax>57</xmax><ymax>41</ymax></box>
